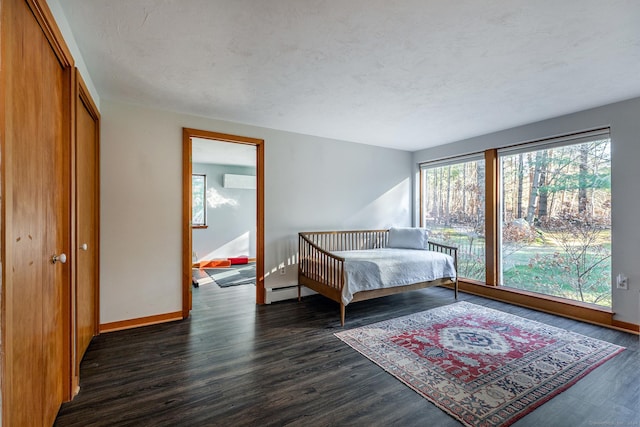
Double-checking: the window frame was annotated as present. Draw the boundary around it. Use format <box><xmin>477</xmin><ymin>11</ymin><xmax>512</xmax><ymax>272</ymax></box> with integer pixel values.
<box><xmin>419</xmin><ymin>153</ymin><xmax>486</xmax><ymax>282</ymax></box>
<box><xmin>192</xmin><ymin>173</ymin><xmax>207</xmax><ymax>228</ymax></box>
<box><xmin>418</xmin><ymin>128</ymin><xmax>616</xmax><ymax>328</ymax></box>
<box><xmin>496</xmin><ymin>129</ymin><xmax>611</xmax><ymax>305</ymax></box>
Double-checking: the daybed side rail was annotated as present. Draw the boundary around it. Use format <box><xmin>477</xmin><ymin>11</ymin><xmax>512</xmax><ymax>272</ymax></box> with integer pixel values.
<box><xmin>299</xmin><ymin>233</ymin><xmax>346</xmax><ymax>292</ymax></box>
<box><xmin>427</xmin><ymin>241</ymin><xmax>458</xmax><ymax>273</ymax></box>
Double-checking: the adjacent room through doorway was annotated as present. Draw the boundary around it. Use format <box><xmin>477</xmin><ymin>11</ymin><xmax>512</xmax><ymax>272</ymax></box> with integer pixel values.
<box><xmin>191</xmin><ymin>138</ymin><xmax>257</xmax><ymax>291</ymax></box>
<box><xmin>181</xmin><ymin>128</ymin><xmax>265</xmax><ymax>317</ymax></box>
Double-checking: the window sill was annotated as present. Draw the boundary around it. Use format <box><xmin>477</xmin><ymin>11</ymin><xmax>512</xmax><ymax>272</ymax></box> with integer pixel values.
<box><xmin>442</xmin><ymin>279</ymin><xmax>638</xmax><ymax>334</ymax></box>
<box><xmin>192</xmin><ymin>225</ymin><xmax>208</xmax><ymax>229</ymax></box>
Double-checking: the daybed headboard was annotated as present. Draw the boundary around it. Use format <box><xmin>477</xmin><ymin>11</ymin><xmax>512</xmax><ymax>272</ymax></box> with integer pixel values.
<box><xmin>299</xmin><ymin>229</ymin><xmax>389</xmax><ymax>252</ymax></box>
<box><xmin>299</xmin><ymin>229</ymin><xmax>458</xmax><ymax>272</ymax></box>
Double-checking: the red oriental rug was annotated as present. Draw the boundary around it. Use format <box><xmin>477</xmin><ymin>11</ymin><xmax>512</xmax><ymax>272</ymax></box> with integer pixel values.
<box><xmin>335</xmin><ymin>302</ymin><xmax>624</xmax><ymax>427</ymax></box>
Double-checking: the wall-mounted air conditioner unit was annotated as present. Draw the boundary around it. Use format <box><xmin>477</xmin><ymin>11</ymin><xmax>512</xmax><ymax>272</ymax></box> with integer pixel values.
<box><xmin>223</xmin><ymin>174</ymin><xmax>256</xmax><ymax>190</ymax></box>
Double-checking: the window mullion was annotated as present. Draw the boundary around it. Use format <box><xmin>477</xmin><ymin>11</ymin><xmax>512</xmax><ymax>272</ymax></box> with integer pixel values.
<box><xmin>485</xmin><ymin>149</ymin><xmax>499</xmax><ymax>286</ymax></box>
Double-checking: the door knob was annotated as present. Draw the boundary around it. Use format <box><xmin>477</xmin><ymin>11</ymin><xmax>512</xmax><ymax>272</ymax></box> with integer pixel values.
<box><xmin>80</xmin><ymin>243</ymin><xmax>88</xmax><ymax>251</ymax></box>
<box><xmin>52</xmin><ymin>253</ymin><xmax>67</xmax><ymax>264</ymax></box>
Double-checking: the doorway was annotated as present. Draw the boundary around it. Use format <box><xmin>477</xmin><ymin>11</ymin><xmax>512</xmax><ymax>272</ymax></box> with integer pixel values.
<box><xmin>182</xmin><ymin>128</ymin><xmax>265</xmax><ymax>317</ymax></box>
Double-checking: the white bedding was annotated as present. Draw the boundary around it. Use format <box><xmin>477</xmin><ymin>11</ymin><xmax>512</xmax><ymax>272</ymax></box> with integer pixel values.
<box><xmin>332</xmin><ymin>248</ymin><xmax>456</xmax><ymax>306</ymax></box>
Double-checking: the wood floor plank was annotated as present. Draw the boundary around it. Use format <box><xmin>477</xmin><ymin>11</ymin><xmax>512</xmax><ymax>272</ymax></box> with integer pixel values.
<box><xmin>55</xmin><ymin>285</ymin><xmax>639</xmax><ymax>426</ymax></box>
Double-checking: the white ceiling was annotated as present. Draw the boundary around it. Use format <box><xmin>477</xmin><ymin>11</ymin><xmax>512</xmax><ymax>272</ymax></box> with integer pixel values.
<box><xmin>59</xmin><ymin>0</ymin><xmax>640</xmax><ymax>152</ymax></box>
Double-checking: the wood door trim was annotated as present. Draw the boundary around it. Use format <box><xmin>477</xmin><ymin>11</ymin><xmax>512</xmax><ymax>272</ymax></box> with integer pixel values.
<box><xmin>25</xmin><ymin>0</ymin><xmax>74</xmax><ymax>68</ymax></box>
<box><xmin>77</xmin><ymin>71</ymin><xmax>100</xmax><ymax>122</ymax></box>
<box><xmin>72</xmin><ymin>68</ymin><xmax>100</xmax><ymax>398</ymax></box>
<box><xmin>76</xmin><ymin>69</ymin><xmax>100</xmax><ymax>335</ymax></box>
<box><xmin>61</xmin><ymin>63</ymin><xmax>74</xmax><ymax>406</ymax></box>
<box><xmin>181</xmin><ymin>128</ymin><xmax>265</xmax><ymax>318</ymax></box>
<box><xmin>182</xmin><ymin>130</ymin><xmax>193</xmax><ymax>318</ymax></box>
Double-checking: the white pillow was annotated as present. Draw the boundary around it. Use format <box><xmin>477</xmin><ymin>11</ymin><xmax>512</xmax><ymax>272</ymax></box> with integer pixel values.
<box><xmin>387</xmin><ymin>227</ymin><xmax>429</xmax><ymax>249</ymax></box>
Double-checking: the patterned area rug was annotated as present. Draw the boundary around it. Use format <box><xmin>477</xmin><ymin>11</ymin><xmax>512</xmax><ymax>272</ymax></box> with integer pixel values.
<box><xmin>335</xmin><ymin>302</ymin><xmax>624</xmax><ymax>427</ymax></box>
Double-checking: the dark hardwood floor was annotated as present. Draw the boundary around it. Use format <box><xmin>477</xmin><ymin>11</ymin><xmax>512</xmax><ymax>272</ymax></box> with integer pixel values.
<box><xmin>55</xmin><ymin>284</ymin><xmax>639</xmax><ymax>427</ymax></box>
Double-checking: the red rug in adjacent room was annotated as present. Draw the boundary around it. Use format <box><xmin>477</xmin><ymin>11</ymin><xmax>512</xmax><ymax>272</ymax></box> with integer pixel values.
<box><xmin>335</xmin><ymin>301</ymin><xmax>624</xmax><ymax>427</ymax></box>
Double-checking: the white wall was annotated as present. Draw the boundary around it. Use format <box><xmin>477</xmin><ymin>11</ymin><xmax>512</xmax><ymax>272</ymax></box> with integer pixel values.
<box><xmin>192</xmin><ymin>163</ymin><xmax>257</xmax><ymax>261</ymax></box>
<box><xmin>413</xmin><ymin>97</ymin><xmax>640</xmax><ymax>325</ymax></box>
<box><xmin>101</xmin><ymin>100</ymin><xmax>413</xmax><ymax>323</ymax></box>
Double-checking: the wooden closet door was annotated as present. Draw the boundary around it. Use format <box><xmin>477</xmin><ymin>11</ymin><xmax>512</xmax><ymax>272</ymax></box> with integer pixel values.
<box><xmin>76</xmin><ymin>74</ymin><xmax>100</xmax><ymax>362</ymax></box>
<box><xmin>2</xmin><ymin>0</ymin><xmax>71</xmax><ymax>425</ymax></box>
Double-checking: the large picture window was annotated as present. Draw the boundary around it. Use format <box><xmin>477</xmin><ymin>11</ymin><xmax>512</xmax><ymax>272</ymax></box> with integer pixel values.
<box><xmin>192</xmin><ymin>174</ymin><xmax>207</xmax><ymax>227</ymax></box>
<box><xmin>419</xmin><ymin>129</ymin><xmax>612</xmax><ymax>309</ymax></box>
<box><xmin>499</xmin><ymin>131</ymin><xmax>611</xmax><ymax>307</ymax></box>
<box><xmin>420</xmin><ymin>155</ymin><xmax>486</xmax><ymax>282</ymax></box>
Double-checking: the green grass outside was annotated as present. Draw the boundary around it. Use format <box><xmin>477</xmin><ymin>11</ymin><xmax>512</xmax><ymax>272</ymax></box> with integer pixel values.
<box><xmin>429</xmin><ymin>226</ymin><xmax>612</xmax><ymax>308</ymax></box>
<box><xmin>503</xmin><ymin>260</ymin><xmax>611</xmax><ymax>307</ymax></box>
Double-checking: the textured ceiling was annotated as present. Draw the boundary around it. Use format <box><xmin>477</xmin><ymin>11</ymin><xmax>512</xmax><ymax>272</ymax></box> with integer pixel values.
<box><xmin>59</xmin><ymin>0</ymin><xmax>640</xmax><ymax>151</ymax></box>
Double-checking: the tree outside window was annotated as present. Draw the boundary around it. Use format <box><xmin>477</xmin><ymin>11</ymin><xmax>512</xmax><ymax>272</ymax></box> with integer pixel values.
<box><xmin>421</xmin><ymin>156</ymin><xmax>486</xmax><ymax>282</ymax></box>
<box><xmin>192</xmin><ymin>174</ymin><xmax>206</xmax><ymax>227</ymax></box>
<box><xmin>420</xmin><ymin>131</ymin><xmax>612</xmax><ymax>308</ymax></box>
<box><xmin>500</xmin><ymin>138</ymin><xmax>611</xmax><ymax>307</ymax></box>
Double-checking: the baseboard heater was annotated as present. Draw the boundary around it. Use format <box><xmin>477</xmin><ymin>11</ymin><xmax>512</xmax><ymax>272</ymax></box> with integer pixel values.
<box><xmin>265</xmin><ymin>285</ymin><xmax>316</xmax><ymax>304</ymax></box>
